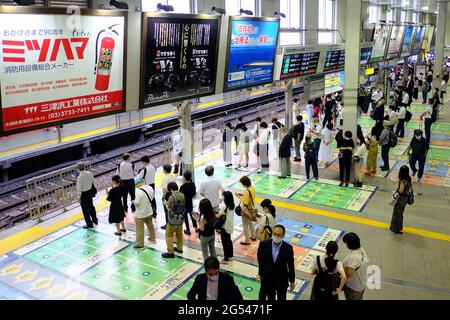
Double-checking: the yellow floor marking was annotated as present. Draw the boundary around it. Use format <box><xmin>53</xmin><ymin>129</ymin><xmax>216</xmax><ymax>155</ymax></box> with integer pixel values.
<box><xmin>268</xmin><ymin>199</ymin><xmax>450</xmax><ymax>243</ymax></box>
<box><xmin>0</xmin><ymin>150</ymin><xmax>223</xmax><ymax>255</ymax></box>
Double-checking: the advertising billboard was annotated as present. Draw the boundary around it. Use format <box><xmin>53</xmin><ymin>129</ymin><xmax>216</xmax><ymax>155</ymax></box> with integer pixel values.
<box><xmin>370</xmin><ymin>24</ymin><xmax>391</xmax><ymax>63</ymax></box>
<box><xmin>224</xmin><ymin>16</ymin><xmax>280</xmax><ymax>92</ymax></box>
<box><xmin>360</xmin><ymin>47</ymin><xmax>373</xmax><ymax>65</ymax></box>
<box><xmin>323</xmin><ymin>49</ymin><xmax>345</xmax><ymax>72</ymax></box>
<box><xmin>0</xmin><ymin>9</ymin><xmax>127</xmax><ymax>135</ymax></box>
<box><xmin>141</xmin><ymin>13</ymin><xmax>220</xmax><ymax>108</ymax></box>
<box><xmin>324</xmin><ymin>71</ymin><xmax>344</xmax><ymax>95</ymax></box>
<box><xmin>412</xmin><ymin>25</ymin><xmax>426</xmax><ymax>55</ymax></box>
<box><xmin>386</xmin><ymin>25</ymin><xmax>405</xmax><ymax>60</ymax></box>
<box><xmin>280</xmin><ymin>51</ymin><xmax>320</xmax><ymax>79</ymax></box>
<box><xmin>422</xmin><ymin>25</ymin><xmax>435</xmax><ymax>52</ymax></box>
<box><xmin>400</xmin><ymin>25</ymin><xmax>415</xmax><ymax>57</ymax></box>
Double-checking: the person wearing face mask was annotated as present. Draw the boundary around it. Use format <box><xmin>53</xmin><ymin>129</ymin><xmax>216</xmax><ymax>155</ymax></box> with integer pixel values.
<box><xmin>406</xmin><ymin>130</ymin><xmax>429</xmax><ymax>183</ymax></box>
<box><xmin>187</xmin><ymin>257</ymin><xmax>243</xmax><ymax>301</ymax></box>
<box><xmin>257</xmin><ymin>225</ymin><xmax>296</xmax><ymax>300</ymax></box>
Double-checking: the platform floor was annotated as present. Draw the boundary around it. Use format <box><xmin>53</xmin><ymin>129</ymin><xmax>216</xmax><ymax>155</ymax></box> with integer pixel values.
<box><xmin>0</xmin><ymin>94</ymin><xmax>450</xmax><ymax>300</ymax></box>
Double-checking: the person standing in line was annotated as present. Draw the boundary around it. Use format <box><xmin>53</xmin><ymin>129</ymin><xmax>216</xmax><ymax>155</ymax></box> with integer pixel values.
<box><xmin>406</xmin><ymin>75</ymin><xmax>414</xmax><ymax>102</ymax></box>
<box><xmin>234</xmin><ymin>176</ymin><xmax>256</xmax><ymax>245</ymax></box>
<box><xmin>390</xmin><ymin>165</ymin><xmax>413</xmax><ymax>234</ymax></box>
<box><xmin>278</xmin><ymin>126</ymin><xmax>292</xmax><ymax>178</ymax></box>
<box><xmin>311</xmin><ymin>122</ymin><xmax>323</xmax><ymax>160</ymax></box>
<box><xmin>293</xmin><ymin>115</ymin><xmax>305</xmax><ymax>162</ymax></box>
<box><xmin>257</xmin><ymin>225</ymin><xmax>296</xmax><ymax>301</ymax></box>
<box><xmin>421</xmin><ymin>73</ymin><xmax>429</xmax><ymax>103</ymax></box>
<box><xmin>342</xmin><ymin>232</ymin><xmax>370</xmax><ymax>300</ymax></box>
<box><xmin>401</xmin><ymin>89</ymin><xmax>410</xmax><ymax>108</ymax></box>
<box><xmin>76</xmin><ymin>162</ymin><xmax>98</xmax><ymax>229</ymax></box>
<box><xmin>117</xmin><ymin>153</ymin><xmax>136</xmax><ymax>213</ymax></box>
<box><xmin>236</xmin><ymin>126</ymin><xmax>250</xmax><ymax>168</ymax></box>
<box><xmin>217</xmin><ymin>191</ymin><xmax>235</xmax><ymax>264</ymax></box>
<box><xmin>337</xmin><ymin>131</ymin><xmax>354</xmax><ymax>187</ymax></box>
<box><xmin>305</xmin><ymin>99</ymin><xmax>314</xmax><ymax>129</ymax></box>
<box><xmin>303</xmin><ymin>135</ymin><xmax>319</xmax><ymax>181</ymax></box>
<box><xmin>406</xmin><ymin>130</ymin><xmax>429</xmax><ymax>183</ymax></box>
<box><xmin>256</xmin><ymin>199</ymin><xmax>277</xmax><ymax>241</ymax></box>
<box><xmin>234</xmin><ymin>117</ymin><xmax>244</xmax><ymax>155</ymax></box>
<box><xmin>318</xmin><ymin>122</ymin><xmax>334</xmax><ymax>168</ymax></box>
<box><xmin>440</xmin><ymin>77</ymin><xmax>446</xmax><ymax>101</ymax></box>
<box><xmin>365</xmin><ymin>127</ymin><xmax>379</xmax><ymax>176</ymax></box>
<box><xmin>180</xmin><ymin>170</ymin><xmax>197</xmax><ymax>235</ymax></box>
<box><xmin>322</xmin><ymin>95</ymin><xmax>335</xmax><ymax>127</ymax></box>
<box><xmin>187</xmin><ymin>257</ymin><xmax>243</xmax><ymax>301</ymax></box>
<box><xmin>386</xmin><ymin>105</ymin><xmax>399</xmax><ymax>131</ymax></box>
<box><xmin>222</xmin><ymin>122</ymin><xmax>234</xmax><ymax>167</ymax></box>
<box><xmin>379</xmin><ymin>117</ymin><xmax>392</xmax><ymax>171</ymax></box>
<box><xmin>293</xmin><ymin>98</ymin><xmax>301</xmax><ymax>119</ymax></box>
<box><xmin>310</xmin><ymin>241</ymin><xmax>347</xmax><ymax>301</ymax></box>
<box><xmin>194</xmin><ymin>199</ymin><xmax>218</xmax><ymax>260</ymax></box>
<box><xmin>271</xmin><ymin>117</ymin><xmax>284</xmax><ymax>159</ymax></box>
<box><xmin>137</xmin><ymin>155</ymin><xmax>157</xmax><ymax>218</ymax></box>
<box><xmin>162</xmin><ymin>182</ymin><xmax>186</xmax><ymax>258</ymax></box>
<box><xmin>258</xmin><ymin>122</ymin><xmax>270</xmax><ymax>170</ymax></box>
<box><xmin>413</xmin><ymin>76</ymin><xmax>420</xmax><ymax>100</ymax></box>
<box><xmin>199</xmin><ymin>165</ymin><xmax>224</xmax><ymax>212</ymax></box>
<box><xmin>420</xmin><ymin>98</ymin><xmax>435</xmax><ymax>144</ymax></box>
<box><xmin>133</xmin><ymin>177</ymin><xmax>156</xmax><ymax>249</ymax></box>
<box><xmin>160</xmin><ymin>164</ymin><xmax>176</xmax><ymax>230</ymax></box>
<box><xmin>252</xmin><ymin>117</ymin><xmax>262</xmax><ymax>157</ymax></box>
<box><xmin>107</xmin><ymin>175</ymin><xmax>126</xmax><ymax>236</ymax></box>
<box><xmin>172</xmin><ymin>129</ymin><xmax>183</xmax><ymax>175</ymax></box>
<box><xmin>395</xmin><ymin>103</ymin><xmax>406</xmax><ymax>138</ymax></box>
<box><xmin>432</xmin><ymin>87</ymin><xmax>441</xmax><ymax>106</ymax></box>
<box><xmin>312</xmin><ymin>100</ymin><xmax>321</xmax><ymax>125</ymax></box>
<box><xmin>352</xmin><ymin>138</ymin><xmax>368</xmax><ymax>188</ymax></box>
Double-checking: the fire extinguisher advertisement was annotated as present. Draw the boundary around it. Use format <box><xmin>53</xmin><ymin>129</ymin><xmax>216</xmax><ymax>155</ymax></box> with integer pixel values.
<box><xmin>0</xmin><ymin>11</ymin><xmax>126</xmax><ymax>135</ymax></box>
<box><xmin>142</xmin><ymin>13</ymin><xmax>220</xmax><ymax>108</ymax></box>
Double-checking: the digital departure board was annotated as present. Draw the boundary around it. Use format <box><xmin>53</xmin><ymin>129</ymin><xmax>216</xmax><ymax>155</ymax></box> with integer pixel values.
<box><xmin>141</xmin><ymin>13</ymin><xmax>220</xmax><ymax>107</ymax></box>
<box><xmin>386</xmin><ymin>25</ymin><xmax>405</xmax><ymax>60</ymax></box>
<box><xmin>324</xmin><ymin>71</ymin><xmax>345</xmax><ymax>95</ymax></box>
<box><xmin>280</xmin><ymin>51</ymin><xmax>321</xmax><ymax>79</ymax></box>
<box><xmin>400</xmin><ymin>25</ymin><xmax>415</xmax><ymax>57</ymax></box>
<box><xmin>360</xmin><ymin>47</ymin><xmax>373</xmax><ymax>65</ymax></box>
<box><xmin>412</xmin><ymin>25</ymin><xmax>426</xmax><ymax>55</ymax></box>
<box><xmin>323</xmin><ymin>50</ymin><xmax>345</xmax><ymax>72</ymax></box>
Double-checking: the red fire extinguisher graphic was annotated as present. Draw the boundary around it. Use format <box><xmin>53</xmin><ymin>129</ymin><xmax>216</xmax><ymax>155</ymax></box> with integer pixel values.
<box><xmin>95</xmin><ymin>24</ymin><xmax>120</xmax><ymax>91</ymax></box>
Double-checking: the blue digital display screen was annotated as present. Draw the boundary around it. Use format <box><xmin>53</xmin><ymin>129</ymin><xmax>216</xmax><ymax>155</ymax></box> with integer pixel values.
<box><xmin>401</xmin><ymin>25</ymin><xmax>415</xmax><ymax>57</ymax></box>
<box><xmin>412</xmin><ymin>25</ymin><xmax>426</xmax><ymax>54</ymax></box>
<box><xmin>225</xmin><ymin>18</ymin><xmax>279</xmax><ymax>91</ymax></box>
<box><xmin>360</xmin><ymin>47</ymin><xmax>372</xmax><ymax>65</ymax></box>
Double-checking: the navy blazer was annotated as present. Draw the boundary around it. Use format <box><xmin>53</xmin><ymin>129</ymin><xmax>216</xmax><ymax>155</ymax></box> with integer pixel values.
<box><xmin>187</xmin><ymin>271</ymin><xmax>243</xmax><ymax>301</ymax></box>
<box><xmin>257</xmin><ymin>240</ymin><xmax>295</xmax><ymax>287</ymax></box>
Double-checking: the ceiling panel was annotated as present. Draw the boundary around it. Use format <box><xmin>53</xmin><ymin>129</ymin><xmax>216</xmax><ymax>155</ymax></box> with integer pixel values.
<box><xmin>364</xmin><ymin>0</ymin><xmax>449</xmax><ymax>13</ymax></box>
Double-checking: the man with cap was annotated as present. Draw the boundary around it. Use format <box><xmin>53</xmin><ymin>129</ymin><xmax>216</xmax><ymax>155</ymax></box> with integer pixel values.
<box><xmin>406</xmin><ymin>130</ymin><xmax>429</xmax><ymax>183</ymax></box>
<box><xmin>134</xmin><ymin>177</ymin><xmax>156</xmax><ymax>249</ymax></box>
<box><xmin>76</xmin><ymin>162</ymin><xmax>98</xmax><ymax>229</ymax></box>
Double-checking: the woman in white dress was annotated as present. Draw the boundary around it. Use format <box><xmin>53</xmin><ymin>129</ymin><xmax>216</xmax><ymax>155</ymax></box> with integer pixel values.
<box><xmin>318</xmin><ymin>122</ymin><xmax>334</xmax><ymax>167</ymax></box>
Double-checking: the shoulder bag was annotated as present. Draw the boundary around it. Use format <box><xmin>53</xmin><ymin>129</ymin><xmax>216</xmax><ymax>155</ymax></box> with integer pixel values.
<box><xmin>242</xmin><ymin>190</ymin><xmax>258</xmax><ymax>222</ymax></box>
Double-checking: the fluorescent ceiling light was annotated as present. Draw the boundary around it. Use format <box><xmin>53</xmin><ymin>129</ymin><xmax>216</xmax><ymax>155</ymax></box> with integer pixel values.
<box><xmin>421</xmin><ymin>6</ymin><xmax>429</xmax><ymax>10</ymax></box>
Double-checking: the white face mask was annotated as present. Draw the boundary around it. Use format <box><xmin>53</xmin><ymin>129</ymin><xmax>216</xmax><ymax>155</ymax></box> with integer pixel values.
<box><xmin>272</xmin><ymin>236</ymin><xmax>283</xmax><ymax>245</ymax></box>
<box><xmin>207</xmin><ymin>274</ymin><xmax>219</xmax><ymax>282</ymax></box>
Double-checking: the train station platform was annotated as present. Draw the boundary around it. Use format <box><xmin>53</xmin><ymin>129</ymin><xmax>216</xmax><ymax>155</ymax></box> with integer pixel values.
<box><xmin>1</xmin><ymin>92</ymin><xmax>450</xmax><ymax>299</ymax></box>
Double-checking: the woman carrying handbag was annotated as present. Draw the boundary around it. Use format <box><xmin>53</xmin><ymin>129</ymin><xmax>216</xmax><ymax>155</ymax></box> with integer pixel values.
<box><xmin>389</xmin><ymin>165</ymin><xmax>413</xmax><ymax>234</ymax></box>
<box><xmin>234</xmin><ymin>176</ymin><xmax>257</xmax><ymax>245</ymax></box>
<box><xmin>255</xmin><ymin>199</ymin><xmax>277</xmax><ymax>241</ymax></box>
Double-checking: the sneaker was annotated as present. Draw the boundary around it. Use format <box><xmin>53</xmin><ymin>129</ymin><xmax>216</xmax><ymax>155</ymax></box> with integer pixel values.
<box><xmin>114</xmin><ymin>232</ymin><xmax>122</xmax><ymax>236</ymax></box>
<box><xmin>161</xmin><ymin>225</ymin><xmax>167</xmax><ymax>230</ymax></box>
<box><xmin>120</xmin><ymin>229</ymin><xmax>127</xmax><ymax>232</ymax></box>
<box><xmin>174</xmin><ymin>248</ymin><xmax>183</xmax><ymax>254</ymax></box>
<box><xmin>184</xmin><ymin>230</ymin><xmax>191</xmax><ymax>235</ymax></box>
<box><xmin>380</xmin><ymin>167</ymin><xmax>390</xmax><ymax>171</ymax></box>
<box><xmin>82</xmin><ymin>225</ymin><xmax>94</xmax><ymax>229</ymax></box>
<box><xmin>240</xmin><ymin>242</ymin><xmax>251</xmax><ymax>246</ymax></box>
<box><xmin>93</xmin><ymin>220</ymin><xmax>99</xmax><ymax>225</ymax></box>
<box><xmin>133</xmin><ymin>245</ymin><xmax>144</xmax><ymax>249</ymax></box>
<box><xmin>293</xmin><ymin>158</ymin><xmax>302</xmax><ymax>162</ymax></box>
<box><xmin>162</xmin><ymin>253</ymin><xmax>175</xmax><ymax>258</ymax></box>
<box><xmin>339</xmin><ymin>182</ymin><xmax>344</xmax><ymax>187</ymax></box>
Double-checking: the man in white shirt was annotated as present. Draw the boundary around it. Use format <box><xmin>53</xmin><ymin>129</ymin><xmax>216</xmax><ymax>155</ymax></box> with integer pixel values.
<box><xmin>258</xmin><ymin>122</ymin><xmax>270</xmax><ymax>169</ymax></box>
<box><xmin>76</xmin><ymin>162</ymin><xmax>98</xmax><ymax>229</ymax></box>
<box><xmin>305</xmin><ymin>99</ymin><xmax>314</xmax><ymax>129</ymax></box>
<box><xmin>160</xmin><ymin>164</ymin><xmax>176</xmax><ymax>229</ymax></box>
<box><xmin>420</xmin><ymin>99</ymin><xmax>435</xmax><ymax>143</ymax></box>
<box><xmin>342</xmin><ymin>233</ymin><xmax>369</xmax><ymax>300</ymax></box>
<box><xmin>172</xmin><ymin>129</ymin><xmax>183</xmax><ymax>175</ymax></box>
<box><xmin>137</xmin><ymin>155</ymin><xmax>157</xmax><ymax>217</ymax></box>
<box><xmin>371</xmin><ymin>88</ymin><xmax>383</xmax><ymax>104</ymax></box>
<box><xmin>401</xmin><ymin>90</ymin><xmax>410</xmax><ymax>107</ymax></box>
<box><xmin>134</xmin><ymin>177</ymin><xmax>156</xmax><ymax>249</ymax></box>
<box><xmin>117</xmin><ymin>153</ymin><xmax>136</xmax><ymax>213</ymax></box>
<box><xmin>395</xmin><ymin>104</ymin><xmax>406</xmax><ymax>138</ymax></box>
<box><xmin>199</xmin><ymin>165</ymin><xmax>224</xmax><ymax>212</ymax></box>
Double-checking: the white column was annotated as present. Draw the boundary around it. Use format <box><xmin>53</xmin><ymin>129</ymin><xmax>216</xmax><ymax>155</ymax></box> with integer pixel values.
<box><xmin>304</xmin><ymin>0</ymin><xmax>319</xmax><ymax>44</ymax></box>
<box><xmin>196</xmin><ymin>0</ymin><xmax>225</xmax><ymax>14</ymax></box>
<box><xmin>179</xmin><ymin>101</ymin><xmax>194</xmax><ymax>181</ymax></box>
<box><xmin>260</xmin><ymin>0</ymin><xmax>280</xmax><ymax>17</ymax></box>
<box><xmin>393</xmin><ymin>7</ymin><xmax>402</xmax><ymax>23</ymax></box>
<box><xmin>342</xmin><ymin>0</ymin><xmax>361</xmax><ymax>138</ymax></box>
<box><xmin>433</xmin><ymin>1</ymin><xmax>448</xmax><ymax>89</ymax></box>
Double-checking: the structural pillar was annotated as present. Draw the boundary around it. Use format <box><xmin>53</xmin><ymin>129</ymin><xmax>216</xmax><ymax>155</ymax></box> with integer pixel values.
<box><xmin>392</xmin><ymin>7</ymin><xmax>402</xmax><ymax>23</ymax></box>
<box><xmin>379</xmin><ymin>5</ymin><xmax>387</xmax><ymax>22</ymax></box>
<box><xmin>433</xmin><ymin>1</ymin><xmax>448</xmax><ymax>89</ymax></box>
<box><xmin>179</xmin><ymin>100</ymin><xmax>194</xmax><ymax>182</ymax></box>
<box><xmin>404</xmin><ymin>10</ymin><xmax>414</xmax><ymax>78</ymax></box>
<box><xmin>343</xmin><ymin>0</ymin><xmax>361</xmax><ymax>139</ymax></box>
<box><xmin>284</xmin><ymin>80</ymin><xmax>293</xmax><ymax>131</ymax></box>
<box><xmin>304</xmin><ymin>0</ymin><xmax>319</xmax><ymax>45</ymax></box>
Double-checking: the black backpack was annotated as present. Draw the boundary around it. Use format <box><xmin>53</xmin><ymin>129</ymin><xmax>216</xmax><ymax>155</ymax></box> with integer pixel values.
<box><xmin>388</xmin><ymin>128</ymin><xmax>398</xmax><ymax>148</ymax></box>
<box><xmin>404</xmin><ymin>110</ymin><xmax>413</xmax><ymax>122</ymax></box>
<box><xmin>168</xmin><ymin>193</ymin><xmax>185</xmax><ymax>226</ymax></box>
<box><xmin>430</xmin><ymin>105</ymin><xmax>438</xmax><ymax>123</ymax></box>
<box><xmin>311</xmin><ymin>256</ymin><xmax>339</xmax><ymax>300</ymax></box>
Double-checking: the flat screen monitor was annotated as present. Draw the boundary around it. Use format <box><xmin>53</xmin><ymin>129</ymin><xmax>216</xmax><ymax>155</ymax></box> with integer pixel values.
<box><xmin>323</xmin><ymin>49</ymin><xmax>345</xmax><ymax>72</ymax></box>
<box><xmin>386</xmin><ymin>25</ymin><xmax>405</xmax><ymax>60</ymax></box>
<box><xmin>412</xmin><ymin>25</ymin><xmax>426</xmax><ymax>55</ymax></box>
<box><xmin>224</xmin><ymin>16</ymin><xmax>280</xmax><ymax>92</ymax></box>
<box><xmin>324</xmin><ymin>71</ymin><xmax>345</xmax><ymax>95</ymax></box>
<box><xmin>370</xmin><ymin>24</ymin><xmax>391</xmax><ymax>63</ymax></box>
<box><xmin>360</xmin><ymin>47</ymin><xmax>373</xmax><ymax>65</ymax></box>
<box><xmin>400</xmin><ymin>25</ymin><xmax>415</xmax><ymax>57</ymax></box>
<box><xmin>141</xmin><ymin>13</ymin><xmax>220</xmax><ymax>108</ymax></box>
<box><xmin>280</xmin><ymin>51</ymin><xmax>321</xmax><ymax>79</ymax></box>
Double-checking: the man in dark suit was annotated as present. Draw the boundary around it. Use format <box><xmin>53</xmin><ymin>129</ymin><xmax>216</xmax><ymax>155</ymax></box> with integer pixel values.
<box><xmin>257</xmin><ymin>224</ymin><xmax>296</xmax><ymax>300</ymax></box>
<box><xmin>187</xmin><ymin>257</ymin><xmax>243</xmax><ymax>301</ymax></box>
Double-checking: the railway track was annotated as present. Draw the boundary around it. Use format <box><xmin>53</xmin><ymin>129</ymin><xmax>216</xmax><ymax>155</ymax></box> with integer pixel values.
<box><xmin>0</xmin><ymin>93</ymin><xmax>293</xmax><ymax>229</ymax></box>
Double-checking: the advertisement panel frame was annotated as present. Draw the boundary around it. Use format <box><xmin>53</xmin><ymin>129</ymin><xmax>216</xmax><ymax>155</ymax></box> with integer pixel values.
<box><xmin>223</xmin><ymin>15</ymin><xmax>280</xmax><ymax>93</ymax></box>
<box><xmin>386</xmin><ymin>24</ymin><xmax>405</xmax><ymax>60</ymax></box>
<box><xmin>0</xmin><ymin>6</ymin><xmax>128</xmax><ymax>137</ymax></box>
<box><xmin>369</xmin><ymin>23</ymin><xmax>392</xmax><ymax>64</ymax></box>
<box><xmin>400</xmin><ymin>24</ymin><xmax>415</xmax><ymax>58</ymax></box>
<box><xmin>139</xmin><ymin>12</ymin><xmax>221</xmax><ymax>109</ymax></box>
<box><xmin>411</xmin><ymin>24</ymin><xmax>426</xmax><ymax>56</ymax></box>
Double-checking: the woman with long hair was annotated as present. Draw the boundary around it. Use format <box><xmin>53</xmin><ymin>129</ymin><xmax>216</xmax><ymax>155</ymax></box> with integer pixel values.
<box><xmin>256</xmin><ymin>199</ymin><xmax>277</xmax><ymax>241</ymax></box>
<box><xmin>390</xmin><ymin>165</ymin><xmax>413</xmax><ymax>234</ymax></box>
<box><xmin>218</xmin><ymin>191</ymin><xmax>235</xmax><ymax>264</ymax></box>
<box><xmin>195</xmin><ymin>198</ymin><xmax>217</xmax><ymax>260</ymax></box>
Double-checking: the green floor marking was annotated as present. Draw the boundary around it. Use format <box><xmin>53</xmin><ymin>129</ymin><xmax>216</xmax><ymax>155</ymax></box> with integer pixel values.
<box><xmin>290</xmin><ymin>181</ymin><xmax>373</xmax><ymax>212</ymax></box>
